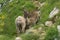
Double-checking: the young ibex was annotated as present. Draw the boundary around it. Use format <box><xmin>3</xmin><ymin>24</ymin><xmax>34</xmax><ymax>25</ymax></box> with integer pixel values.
<box><xmin>15</xmin><ymin>16</ymin><xmax>26</xmax><ymax>36</ymax></box>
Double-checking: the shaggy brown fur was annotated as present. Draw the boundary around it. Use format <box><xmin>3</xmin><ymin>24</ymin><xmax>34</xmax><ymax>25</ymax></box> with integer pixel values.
<box><xmin>23</xmin><ymin>7</ymin><xmax>40</xmax><ymax>29</ymax></box>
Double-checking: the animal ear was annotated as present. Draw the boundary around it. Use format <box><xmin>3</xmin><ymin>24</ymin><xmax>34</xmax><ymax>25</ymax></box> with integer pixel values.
<box><xmin>23</xmin><ymin>8</ymin><xmax>30</xmax><ymax>18</ymax></box>
<box><xmin>23</xmin><ymin>9</ymin><xmax>29</xmax><ymax>14</ymax></box>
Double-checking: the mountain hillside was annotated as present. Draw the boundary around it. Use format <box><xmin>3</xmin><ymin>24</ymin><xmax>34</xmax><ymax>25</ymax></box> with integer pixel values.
<box><xmin>0</xmin><ymin>0</ymin><xmax>60</xmax><ymax>40</ymax></box>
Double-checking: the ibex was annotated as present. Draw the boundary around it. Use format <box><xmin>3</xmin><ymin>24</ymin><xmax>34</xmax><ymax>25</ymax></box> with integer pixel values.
<box><xmin>23</xmin><ymin>7</ymin><xmax>40</xmax><ymax>28</ymax></box>
<box><xmin>15</xmin><ymin>16</ymin><xmax>26</xmax><ymax>36</ymax></box>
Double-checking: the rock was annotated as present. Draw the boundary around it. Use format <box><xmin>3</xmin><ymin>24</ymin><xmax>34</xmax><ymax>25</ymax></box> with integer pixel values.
<box><xmin>49</xmin><ymin>7</ymin><xmax>59</xmax><ymax>18</ymax></box>
<box><xmin>54</xmin><ymin>38</ymin><xmax>58</xmax><ymax>40</ymax></box>
<box><xmin>25</xmin><ymin>27</ymin><xmax>42</xmax><ymax>34</ymax></box>
<box><xmin>0</xmin><ymin>4</ymin><xmax>1</xmax><ymax>8</ymax></box>
<box><xmin>25</xmin><ymin>27</ymin><xmax>34</xmax><ymax>34</ymax></box>
<box><xmin>26</xmin><ymin>28</ymin><xmax>38</xmax><ymax>34</ymax></box>
<box><xmin>15</xmin><ymin>37</ymin><xmax>22</xmax><ymax>40</ymax></box>
<box><xmin>57</xmin><ymin>25</ymin><xmax>60</xmax><ymax>39</ymax></box>
<box><xmin>57</xmin><ymin>25</ymin><xmax>60</xmax><ymax>32</ymax></box>
<box><xmin>45</xmin><ymin>21</ymin><xmax>53</xmax><ymax>27</ymax></box>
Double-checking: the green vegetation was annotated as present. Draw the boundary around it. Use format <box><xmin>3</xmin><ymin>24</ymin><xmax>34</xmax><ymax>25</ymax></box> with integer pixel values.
<box><xmin>21</xmin><ymin>33</ymin><xmax>40</xmax><ymax>40</ymax></box>
<box><xmin>0</xmin><ymin>0</ymin><xmax>60</xmax><ymax>40</ymax></box>
<box><xmin>45</xmin><ymin>26</ymin><xmax>58</xmax><ymax>40</ymax></box>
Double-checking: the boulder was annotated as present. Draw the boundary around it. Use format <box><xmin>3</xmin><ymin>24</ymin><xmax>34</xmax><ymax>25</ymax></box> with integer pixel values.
<box><xmin>45</xmin><ymin>21</ymin><xmax>53</xmax><ymax>27</ymax></box>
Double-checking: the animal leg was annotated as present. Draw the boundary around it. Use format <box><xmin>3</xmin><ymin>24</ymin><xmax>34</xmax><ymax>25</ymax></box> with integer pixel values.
<box><xmin>22</xmin><ymin>23</ymin><xmax>26</xmax><ymax>33</ymax></box>
<box><xmin>16</xmin><ymin>24</ymin><xmax>20</xmax><ymax>37</ymax></box>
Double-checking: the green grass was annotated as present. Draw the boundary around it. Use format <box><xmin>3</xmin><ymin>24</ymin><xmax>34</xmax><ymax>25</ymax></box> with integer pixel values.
<box><xmin>0</xmin><ymin>35</ymin><xmax>15</xmax><ymax>40</ymax></box>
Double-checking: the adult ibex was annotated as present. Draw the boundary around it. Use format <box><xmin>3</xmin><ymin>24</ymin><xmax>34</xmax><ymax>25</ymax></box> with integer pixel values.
<box><xmin>23</xmin><ymin>7</ymin><xmax>40</xmax><ymax>28</ymax></box>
